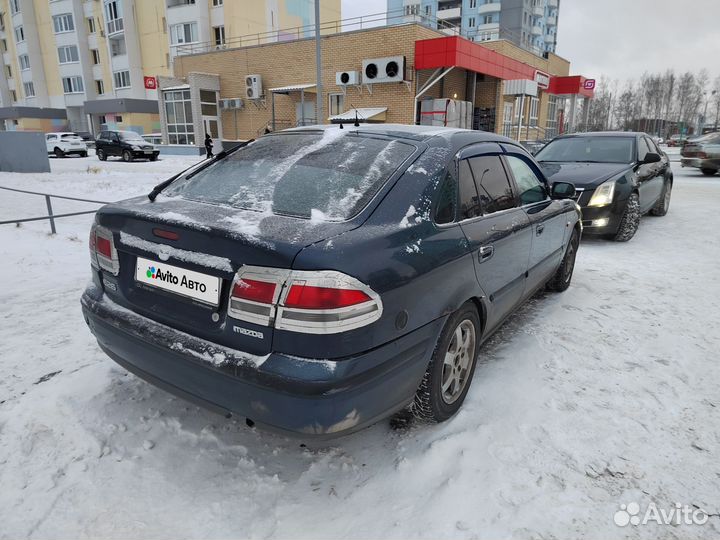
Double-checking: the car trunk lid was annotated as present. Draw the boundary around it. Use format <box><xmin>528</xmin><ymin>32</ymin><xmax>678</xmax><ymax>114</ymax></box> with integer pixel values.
<box><xmin>96</xmin><ymin>195</ymin><xmax>356</xmax><ymax>356</ymax></box>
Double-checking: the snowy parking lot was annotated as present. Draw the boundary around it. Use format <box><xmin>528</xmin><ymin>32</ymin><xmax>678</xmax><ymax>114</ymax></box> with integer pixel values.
<box><xmin>1</xmin><ymin>148</ymin><xmax>719</xmax><ymax>539</ymax></box>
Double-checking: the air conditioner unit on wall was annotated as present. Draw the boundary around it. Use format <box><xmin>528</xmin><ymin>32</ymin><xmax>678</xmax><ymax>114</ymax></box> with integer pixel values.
<box><xmin>336</xmin><ymin>71</ymin><xmax>359</xmax><ymax>86</ymax></box>
<box><xmin>361</xmin><ymin>56</ymin><xmax>405</xmax><ymax>84</ymax></box>
<box><xmin>245</xmin><ymin>74</ymin><xmax>262</xmax><ymax>99</ymax></box>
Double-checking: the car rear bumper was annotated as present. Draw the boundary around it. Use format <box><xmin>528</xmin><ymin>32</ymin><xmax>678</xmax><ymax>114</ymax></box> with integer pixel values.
<box><xmin>81</xmin><ymin>285</ymin><xmax>441</xmax><ymax>438</ymax></box>
<box><xmin>681</xmin><ymin>157</ymin><xmax>719</xmax><ymax>170</ymax></box>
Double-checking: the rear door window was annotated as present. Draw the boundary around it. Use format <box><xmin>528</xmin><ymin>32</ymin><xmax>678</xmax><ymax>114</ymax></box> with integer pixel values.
<box><xmin>468</xmin><ymin>155</ymin><xmax>517</xmax><ymax>213</ymax></box>
<box><xmin>165</xmin><ymin>132</ymin><xmax>416</xmax><ymax>220</ymax></box>
<box><xmin>434</xmin><ymin>172</ymin><xmax>457</xmax><ymax>224</ymax></box>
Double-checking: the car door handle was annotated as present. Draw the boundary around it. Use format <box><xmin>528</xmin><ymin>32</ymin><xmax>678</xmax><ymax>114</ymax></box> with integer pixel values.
<box><xmin>478</xmin><ymin>245</ymin><xmax>494</xmax><ymax>262</ymax></box>
<box><xmin>536</xmin><ymin>224</ymin><xmax>545</xmax><ymax>236</ymax></box>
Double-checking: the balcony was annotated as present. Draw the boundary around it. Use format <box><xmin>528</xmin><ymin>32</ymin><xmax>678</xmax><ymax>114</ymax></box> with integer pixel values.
<box><xmin>544</xmin><ymin>33</ymin><xmax>555</xmax><ymax>43</ymax></box>
<box><xmin>546</xmin><ymin>15</ymin><xmax>557</xmax><ymax>26</ymax></box>
<box><xmin>436</xmin><ymin>6</ymin><xmax>461</xmax><ymax>20</ymax></box>
<box><xmin>532</xmin><ymin>6</ymin><xmax>545</xmax><ymax>17</ymax></box>
<box><xmin>106</xmin><ymin>17</ymin><xmax>124</xmax><ymax>35</ymax></box>
<box><xmin>167</xmin><ymin>0</ymin><xmax>197</xmax><ymax>7</ymax></box>
<box><xmin>531</xmin><ymin>23</ymin><xmax>542</xmax><ymax>35</ymax></box>
<box><xmin>548</xmin><ymin>0</ymin><xmax>558</xmax><ymax>6</ymax></box>
<box><xmin>478</xmin><ymin>1</ymin><xmax>501</xmax><ymax>14</ymax></box>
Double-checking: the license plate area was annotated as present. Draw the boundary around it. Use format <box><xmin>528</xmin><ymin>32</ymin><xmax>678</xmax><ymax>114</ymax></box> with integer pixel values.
<box><xmin>135</xmin><ymin>256</ymin><xmax>221</xmax><ymax>306</ymax></box>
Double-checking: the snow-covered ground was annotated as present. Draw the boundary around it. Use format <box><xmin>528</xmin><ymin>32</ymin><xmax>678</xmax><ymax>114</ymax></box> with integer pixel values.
<box><xmin>1</xmin><ymin>148</ymin><xmax>719</xmax><ymax>539</ymax></box>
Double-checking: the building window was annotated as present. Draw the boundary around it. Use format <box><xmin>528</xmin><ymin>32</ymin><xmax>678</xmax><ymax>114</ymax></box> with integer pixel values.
<box><xmin>9</xmin><ymin>0</ymin><xmax>19</xmax><ymax>15</ymax></box>
<box><xmin>95</xmin><ymin>80</ymin><xmax>104</xmax><ymax>95</ymax></box>
<box><xmin>116</xmin><ymin>115</ymin><xmax>123</xmax><ymax>123</ymax></box>
<box><xmin>110</xmin><ymin>36</ymin><xmax>127</xmax><ymax>56</ymax></box>
<box><xmin>58</xmin><ymin>45</ymin><xmax>80</xmax><ymax>64</ymax></box>
<box><xmin>10</xmin><ymin>89</ymin><xmax>17</xmax><ymax>102</ymax></box>
<box><xmin>170</xmin><ymin>22</ymin><xmax>198</xmax><ymax>45</ymax></box>
<box><xmin>14</xmin><ymin>25</ymin><xmax>24</xmax><ymax>43</ymax></box>
<box><xmin>87</xmin><ymin>17</ymin><xmax>96</xmax><ymax>34</ymax></box>
<box><xmin>213</xmin><ymin>25</ymin><xmax>225</xmax><ymax>46</ymax></box>
<box><xmin>482</xmin><ymin>15</ymin><xmax>495</xmax><ymax>24</ymax></box>
<box><xmin>468</xmin><ymin>17</ymin><xmax>476</xmax><ymax>27</ymax></box>
<box><xmin>53</xmin><ymin>14</ymin><xmax>75</xmax><ymax>34</ymax></box>
<box><xmin>469</xmin><ymin>0</ymin><xmax>477</xmax><ymax>7</ymax></box>
<box><xmin>23</xmin><ymin>81</ymin><xmax>35</xmax><ymax>97</ymax></box>
<box><xmin>404</xmin><ymin>4</ymin><xmax>419</xmax><ymax>16</ymax></box>
<box><xmin>113</xmin><ymin>70</ymin><xmax>131</xmax><ymax>89</ymax></box>
<box><xmin>1</xmin><ymin>39</ymin><xmax>8</xmax><ymax>53</ymax></box>
<box><xmin>105</xmin><ymin>1</ymin><xmax>124</xmax><ymax>34</ymax></box>
<box><xmin>546</xmin><ymin>95</ymin><xmax>558</xmax><ymax>137</ymax></box>
<box><xmin>99</xmin><ymin>114</ymin><xmax>107</xmax><ymax>125</ymax></box>
<box><xmin>212</xmin><ymin>0</ymin><xmax>223</xmax><ymax>5</ymax></box>
<box><xmin>92</xmin><ymin>49</ymin><xmax>100</xmax><ymax>64</ymax></box>
<box><xmin>62</xmin><ymin>76</ymin><xmax>84</xmax><ymax>94</ymax></box>
<box><xmin>528</xmin><ymin>97</ymin><xmax>539</xmax><ymax>127</ymax></box>
<box><xmin>5</xmin><ymin>64</ymin><xmax>12</xmax><ymax>78</ymax></box>
<box><xmin>200</xmin><ymin>89</ymin><xmax>218</xmax><ymax>116</ymax></box>
<box><xmin>18</xmin><ymin>54</ymin><xmax>30</xmax><ymax>70</ymax></box>
<box><xmin>164</xmin><ymin>89</ymin><xmax>194</xmax><ymax>145</ymax></box>
<box><xmin>329</xmin><ymin>93</ymin><xmax>344</xmax><ymax>116</ymax></box>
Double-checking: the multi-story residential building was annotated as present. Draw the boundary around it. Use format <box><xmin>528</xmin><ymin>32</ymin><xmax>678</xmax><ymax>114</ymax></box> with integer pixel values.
<box><xmin>387</xmin><ymin>0</ymin><xmax>559</xmax><ymax>56</ymax></box>
<box><xmin>0</xmin><ymin>0</ymin><xmax>341</xmax><ymax>133</ymax></box>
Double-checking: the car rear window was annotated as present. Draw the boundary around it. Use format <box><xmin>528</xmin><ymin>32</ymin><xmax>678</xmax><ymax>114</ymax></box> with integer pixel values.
<box><xmin>535</xmin><ymin>136</ymin><xmax>635</xmax><ymax>163</ymax></box>
<box><xmin>165</xmin><ymin>131</ymin><xmax>415</xmax><ymax>220</ymax></box>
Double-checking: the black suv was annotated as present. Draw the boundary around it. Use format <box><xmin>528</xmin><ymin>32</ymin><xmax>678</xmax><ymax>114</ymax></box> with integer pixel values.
<box><xmin>96</xmin><ymin>130</ymin><xmax>160</xmax><ymax>162</ymax></box>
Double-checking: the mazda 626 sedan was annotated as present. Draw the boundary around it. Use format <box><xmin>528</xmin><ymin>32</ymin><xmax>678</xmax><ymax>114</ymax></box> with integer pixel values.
<box><xmin>81</xmin><ymin>124</ymin><xmax>580</xmax><ymax>437</ymax></box>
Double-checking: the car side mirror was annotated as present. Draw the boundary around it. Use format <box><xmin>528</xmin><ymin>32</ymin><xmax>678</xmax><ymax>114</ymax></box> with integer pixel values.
<box><xmin>551</xmin><ymin>181</ymin><xmax>576</xmax><ymax>199</ymax></box>
<box><xmin>642</xmin><ymin>152</ymin><xmax>661</xmax><ymax>164</ymax></box>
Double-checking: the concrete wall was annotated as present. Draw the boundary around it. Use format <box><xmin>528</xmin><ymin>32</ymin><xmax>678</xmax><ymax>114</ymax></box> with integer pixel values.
<box><xmin>0</xmin><ymin>131</ymin><xmax>51</xmax><ymax>172</ymax></box>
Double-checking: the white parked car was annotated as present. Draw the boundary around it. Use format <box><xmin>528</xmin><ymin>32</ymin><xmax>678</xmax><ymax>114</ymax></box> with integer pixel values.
<box><xmin>46</xmin><ymin>132</ymin><xmax>89</xmax><ymax>158</ymax></box>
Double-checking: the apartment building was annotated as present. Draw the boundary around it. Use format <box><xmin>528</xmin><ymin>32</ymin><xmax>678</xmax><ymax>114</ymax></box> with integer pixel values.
<box><xmin>0</xmin><ymin>0</ymin><xmax>341</xmax><ymax>133</ymax></box>
<box><xmin>387</xmin><ymin>0</ymin><xmax>559</xmax><ymax>56</ymax></box>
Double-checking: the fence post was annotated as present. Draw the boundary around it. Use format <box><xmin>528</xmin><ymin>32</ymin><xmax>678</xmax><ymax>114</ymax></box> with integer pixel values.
<box><xmin>45</xmin><ymin>195</ymin><xmax>57</xmax><ymax>234</ymax></box>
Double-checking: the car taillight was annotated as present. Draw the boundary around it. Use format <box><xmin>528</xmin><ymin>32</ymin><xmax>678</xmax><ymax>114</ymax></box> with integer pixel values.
<box><xmin>284</xmin><ymin>284</ymin><xmax>371</xmax><ymax>309</ymax></box>
<box><xmin>698</xmin><ymin>151</ymin><xmax>708</xmax><ymax>159</ymax></box>
<box><xmin>227</xmin><ymin>268</ymin><xmax>290</xmax><ymax>326</ymax></box>
<box><xmin>227</xmin><ymin>267</ymin><xmax>383</xmax><ymax>334</ymax></box>
<box><xmin>89</xmin><ymin>223</ymin><xmax>119</xmax><ymax>275</ymax></box>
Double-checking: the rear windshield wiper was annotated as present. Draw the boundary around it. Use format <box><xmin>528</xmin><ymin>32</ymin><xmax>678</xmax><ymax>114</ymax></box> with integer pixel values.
<box><xmin>147</xmin><ymin>139</ymin><xmax>254</xmax><ymax>202</ymax></box>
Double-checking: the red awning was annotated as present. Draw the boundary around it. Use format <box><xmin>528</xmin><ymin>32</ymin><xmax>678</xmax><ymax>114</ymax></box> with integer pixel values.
<box><xmin>414</xmin><ymin>36</ymin><xmax>594</xmax><ymax>97</ymax></box>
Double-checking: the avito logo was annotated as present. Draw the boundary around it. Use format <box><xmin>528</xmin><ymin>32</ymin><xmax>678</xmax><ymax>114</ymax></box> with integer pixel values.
<box><xmin>146</xmin><ymin>265</ymin><xmax>207</xmax><ymax>293</ymax></box>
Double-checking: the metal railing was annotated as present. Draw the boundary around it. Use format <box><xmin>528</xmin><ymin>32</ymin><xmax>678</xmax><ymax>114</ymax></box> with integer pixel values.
<box><xmin>174</xmin><ymin>9</ymin><xmax>465</xmax><ymax>56</ymax></box>
<box><xmin>0</xmin><ymin>186</ymin><xmax>109</xmax><ymax>234</ymax></box>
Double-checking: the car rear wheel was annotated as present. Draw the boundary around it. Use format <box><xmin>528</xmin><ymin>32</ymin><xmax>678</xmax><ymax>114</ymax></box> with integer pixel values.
<box><xmin>613</xmin><ymin>193</ymin><xmax>640</xmax><ymax>242</ymax></box>
<box><xmin>701</xmin><ymin>168</ymin><xmax>718</xmax><ymax>176</ymax></box>
<box><xmin>97</xmin><ymin>149</ymin><xmax>107</xmax><ymax>161</ymax></box>
<box><xmin>122</xmin><ymin>150</ymin><xmax>133</xmax><ymax>162</ymax></box>
<box><xmin>547</xmin><ymin>229</ymin><xmax>579</xmax><ymax>292</ymax></box>
<box><xmin>54</xmin><ymin>147</ymin><xmax>64</xmax><ymax>158</ymax></box>
<box><xmin>80</xmin><ymin>151</ymin><xmax>88</xmax><ymax>158</ymax></box>
<box><xmin>650</xmin><ymin>179</ymin><xmax>672</xmax><ymax>216</ymax></box>
<box><xmin>412</xmin><ymin>302</ymin><xmax>480</xmax><ymax>422</ymax></box>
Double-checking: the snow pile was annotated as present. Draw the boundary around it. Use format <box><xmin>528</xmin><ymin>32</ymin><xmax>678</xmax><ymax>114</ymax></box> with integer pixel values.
<box><xmin>1</xmin><ymin>154</ymin><xmax>720</xmax><ymax>539</ymax></box>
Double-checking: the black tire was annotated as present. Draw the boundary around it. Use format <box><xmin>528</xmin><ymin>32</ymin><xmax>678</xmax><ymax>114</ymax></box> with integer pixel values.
<box><xmin>97</xmin><ymin>149</ymin><xmax>107</xmax><ymax>161</ymax></box>
<box><xmin>701</xmin><ymin>168</ymin><xmax>717</xmax><ymax>176</ymax></box>
<box><xmin>649</xmin><ymin>179</ymin><xmax>671</xmax><ymax>216</ymax></box>
<box><xmin>613</xmin><ymin>193</ymin><xmax>640</xmax><ymax>242</ymax></box>
<box><xmin>547</xmin><ymin>229</ymin><xmax>579</xmax><ymax>292</ymax></box>
<box><xmin>81</xmin><ymin>151</ymin><xmax>88</xmax><ymax>158</ymax></box>
<box><xmin>122</xmin><ymin>150</ymin><xmax>133</xmax><ymax>162</ymax></box>
<box><xmin>412</xmin><ymin>302</ymin><xmax>480</xmax><ymax>423</ymax></box>
<box><xmin>54</xmin><ymin>147</ymin><xmax>64</xmax><ymax>158</ymax></box>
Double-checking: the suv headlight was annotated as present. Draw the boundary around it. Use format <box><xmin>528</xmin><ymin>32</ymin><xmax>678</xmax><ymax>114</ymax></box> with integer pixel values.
<box><xmin>588</xmin><ymin>181</ymin><xmax>616</xmax><ymax>207</ymax></box>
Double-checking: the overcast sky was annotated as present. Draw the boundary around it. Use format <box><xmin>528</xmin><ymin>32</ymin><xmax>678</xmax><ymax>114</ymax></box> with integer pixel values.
<box><xmin>341</xmin><ymin>0</ymin><xmax>720</xmax><ymax>84</ymax></box>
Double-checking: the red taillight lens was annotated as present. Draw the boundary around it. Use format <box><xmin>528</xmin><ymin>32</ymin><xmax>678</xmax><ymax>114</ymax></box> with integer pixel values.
<box><xmin>698</xmin><ymin>152</ymin><xmax>708</xmax><ymax>159</ymax></box>
<box><xmin>96</xmin><ymin>236</ymin><xmax>112</xmax><ymax>258</ymax></box>
<box><xmin>284</xmin><ymin>284</ymin><xmax>371</xmax><ymax>309</ymax></box>
<box><xmin>232</xmin><ymin>278</ymin><xmax>277</xmax><ymax>304</ymax></box>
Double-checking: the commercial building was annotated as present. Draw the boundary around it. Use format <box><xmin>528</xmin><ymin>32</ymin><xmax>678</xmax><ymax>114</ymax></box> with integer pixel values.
<box><xmin>165</xmin><ymin>19</ymin><xmax>592</xmax><ymax>147</ymax></box>
<box><xmin>387</xmin><ymin>0</ymin><xmax>559</xmax><ymax>55</ymax></box>
<box><xmin>0</xmin><ymin>0</ymin><xmax>341</xmax><ymax>132</ymax></box>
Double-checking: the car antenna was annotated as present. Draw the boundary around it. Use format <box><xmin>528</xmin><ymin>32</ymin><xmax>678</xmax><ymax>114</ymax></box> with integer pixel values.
<box><xmin>147</xmin><ymin>138</ymin><xmax>254</xmax><ymax>202</ymax></box>
<box><xmin>349</xmin><ymin>104</ymin><xmax>366</xmax><ymax>128</ymax></box>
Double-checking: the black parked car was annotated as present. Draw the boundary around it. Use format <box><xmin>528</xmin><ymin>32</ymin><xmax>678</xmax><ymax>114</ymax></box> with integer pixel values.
<box><xmin>95</xmin><ymin>130</ymin><xmax>160</xmax><ymax>162</ymax></box>
<box><xmin>535</xmin><ymin>132</ymin><xmax>672</xmax><ymax>241</ymax></box>
<box><xmin>81</xmin><ymin>125</ymin><xmax>580</xmax><ymax>437</ymax></box>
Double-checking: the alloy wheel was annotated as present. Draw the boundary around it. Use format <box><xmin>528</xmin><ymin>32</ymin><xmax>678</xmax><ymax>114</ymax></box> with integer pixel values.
<box><xmin>441</xmin><ymin>319</ymin><xmax>476</xmax><ymax>404</ymax></box>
